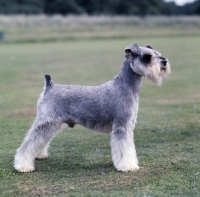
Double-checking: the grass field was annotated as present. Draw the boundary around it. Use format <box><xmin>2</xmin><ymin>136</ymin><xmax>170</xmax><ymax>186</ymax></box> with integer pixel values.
<box><xmin>1</xmin><ymin>15</ymin><xmax>200</xmax><ymax>42</ymax></box>
<box><xmin>0</xmin><ymin>16</ymin><xmax>200</xmax><ymax>196</ymax></box>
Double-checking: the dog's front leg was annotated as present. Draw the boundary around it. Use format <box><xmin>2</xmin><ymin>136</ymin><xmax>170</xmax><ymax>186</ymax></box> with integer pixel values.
<box><xmin>110</xmin><ymin>123</ymin><xmax>139</xmax><ymax>172</ymax></box>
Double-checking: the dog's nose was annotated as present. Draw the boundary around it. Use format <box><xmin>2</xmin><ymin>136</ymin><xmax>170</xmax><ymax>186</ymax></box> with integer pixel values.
<box><xmin>162</xmin><ymin>60</ymin><xmax>167</xmax><ymax>66</ymax></box>
<box><xmin>160</xmin><ymin>57</ymin><xmax>167</xmax><ymax>66</ymax></box>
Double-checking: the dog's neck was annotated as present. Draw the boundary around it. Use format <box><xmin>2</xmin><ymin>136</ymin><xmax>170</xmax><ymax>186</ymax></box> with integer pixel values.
<box><xmin>113</xmin><ymin>60</ymin><xmax>142</xmax><ymax>94</ymax></box>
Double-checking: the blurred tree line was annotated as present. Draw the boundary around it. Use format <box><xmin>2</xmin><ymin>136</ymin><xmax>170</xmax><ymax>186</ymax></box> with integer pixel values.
<box><xmin>0</xmin><ymin>0</ymin><xmax>200</xmax><ymax>15</ymax></box>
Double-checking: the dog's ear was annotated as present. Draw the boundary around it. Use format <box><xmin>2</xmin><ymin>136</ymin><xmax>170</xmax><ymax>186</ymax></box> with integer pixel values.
<box><xmin>145</xmin><ymin>44</ymin><xmax>153</xmax><ymax>49</ymax></box>
<box><xmin>125</xmin><ymin>43</ymin><xmax>140</xmax><ymax>59</ymax></box>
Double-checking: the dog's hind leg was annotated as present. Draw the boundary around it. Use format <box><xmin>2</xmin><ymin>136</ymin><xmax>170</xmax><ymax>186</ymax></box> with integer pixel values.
<box><xmin>36</xmin><ymin>141</ymin><xmax>50</xmax><ymax>159</ymax></box>
<box><xmin>36</xmin><ymin>123</ymin><xmax>67</xmax><ymax>159</ymax></box>
<box><xmin>110</xmin><ymin>122</ymin><xmax>139</xmax><ymax>172</ymax></box>
<box><xmin>14</xmin><ymin>118</ymin><xmax>64</xmax><ymax>172</ymax></box>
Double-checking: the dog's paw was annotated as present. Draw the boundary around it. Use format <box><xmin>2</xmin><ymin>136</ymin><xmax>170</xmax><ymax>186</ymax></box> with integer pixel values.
<box><xmin>117</xmin><ymin>164</ymin><xmax>140</xmax><ymax>172</ymax></box>
<box><xmin>36</xmin><ymin>152</ymin><xmax>49</xmax><ymax>159</ymax></box>
<box><xmin>14</xmin><ymin>165</ymin><xmax>35</xmax><ymax>172</ymax></box>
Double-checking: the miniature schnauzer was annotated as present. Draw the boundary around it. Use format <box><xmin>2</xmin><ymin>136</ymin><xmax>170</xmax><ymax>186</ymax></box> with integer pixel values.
<box><xmin>14</xmin><ymin>43</ymin><xmax>170</xmax><ymax>172</ymax></box>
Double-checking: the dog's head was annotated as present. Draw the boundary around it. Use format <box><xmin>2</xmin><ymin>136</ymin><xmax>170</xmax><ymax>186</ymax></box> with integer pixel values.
<box><xmin>125</xmin><ymin>43</ymin><xmax>171</xmax><ymax>86</ymax></box>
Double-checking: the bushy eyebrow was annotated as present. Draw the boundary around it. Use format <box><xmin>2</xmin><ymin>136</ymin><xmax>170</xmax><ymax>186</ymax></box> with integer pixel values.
<box><xmin>154</xmin><ymin>51</ymin><xmax>161</xmax><ymax>56</ymax></box>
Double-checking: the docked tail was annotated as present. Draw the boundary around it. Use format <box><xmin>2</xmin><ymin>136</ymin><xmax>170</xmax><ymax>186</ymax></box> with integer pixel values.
<box><xmin>44</xmin><ymin>74</ymin><xmax>53</xmax><ymax>93</ymax></box>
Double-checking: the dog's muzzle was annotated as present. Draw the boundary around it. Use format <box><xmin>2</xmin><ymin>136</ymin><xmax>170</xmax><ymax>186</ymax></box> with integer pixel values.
<box><xmin>160</xmin><ymin>57</ymin><xmax>167</xmax><ymax>70</ymax></box>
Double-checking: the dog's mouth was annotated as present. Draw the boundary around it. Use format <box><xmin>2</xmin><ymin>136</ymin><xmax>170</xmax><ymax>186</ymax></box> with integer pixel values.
<box><xmin>161</xmin><ymin>66</ymin><xmax>166</xmax><ymax>71</ymax></box>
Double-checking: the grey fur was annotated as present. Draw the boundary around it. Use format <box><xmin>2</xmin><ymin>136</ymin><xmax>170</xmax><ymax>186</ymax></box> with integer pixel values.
<box><xmin>14</xmin><ymin>43</ymin><xmax>171</xmax><ymax>172</ymax></box>
<box><xmin>41</xmin><ymin>61</ymin><xmax>141</xmax><ymax>132</ymax></box>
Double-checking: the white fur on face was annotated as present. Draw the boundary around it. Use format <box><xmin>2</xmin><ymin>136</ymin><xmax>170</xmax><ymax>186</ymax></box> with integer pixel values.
<box><xmin>130</xmin><ymin>49</ymin><xmax>171</xmax><ymax>86</ymax></box>
<box><xmin>145</xmin><ymin>59</ymin><xmax>171</xmax><ymax>86</ymax></box>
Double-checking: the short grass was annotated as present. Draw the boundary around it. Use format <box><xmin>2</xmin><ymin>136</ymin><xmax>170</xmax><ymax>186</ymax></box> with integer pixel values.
<box><xmin>0</xmin><ymin>17</ymin><xmax>200</xmax><ymax>197</ymax></box>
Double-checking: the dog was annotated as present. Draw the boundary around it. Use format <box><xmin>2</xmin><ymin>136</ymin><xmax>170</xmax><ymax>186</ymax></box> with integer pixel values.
<box><xmin>14</xmin><ymin>43</ymin><xmax>170</xmax><ymax>172</ymax></box>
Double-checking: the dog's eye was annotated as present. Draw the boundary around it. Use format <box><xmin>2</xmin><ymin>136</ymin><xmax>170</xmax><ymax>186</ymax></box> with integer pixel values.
<box><xmin>141</xmin><ymin>54</ymin><xmax>151</xmax><ymax>63</ymax></box>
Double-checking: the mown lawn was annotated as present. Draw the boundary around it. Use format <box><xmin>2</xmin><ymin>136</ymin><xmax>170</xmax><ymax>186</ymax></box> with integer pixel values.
<box><xmin>0</xmin><ymin>18</ymin><xmax>200</xmax><ymax>196</ymax></box>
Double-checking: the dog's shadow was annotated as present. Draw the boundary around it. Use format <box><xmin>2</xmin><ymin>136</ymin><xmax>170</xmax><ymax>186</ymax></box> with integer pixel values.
<box><xmin>35</xmin><ymin>155</ymin><xmax>113</xmax><ymax>175</ymax></box>
<box><xmin>35</xmin><ymin>134</ymin><xmax>113</xmax><ymax>174</ymax></box>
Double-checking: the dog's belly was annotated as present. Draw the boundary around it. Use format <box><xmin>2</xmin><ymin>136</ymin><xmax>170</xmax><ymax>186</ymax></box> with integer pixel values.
<box><xmin>65</xmin><ymin>117</ymin><xmax>112</xmax><ymax>133</ymax></box>
<box><xmin>82</xmin><ymin>121</ymin><xmax>113</xmax><ymax>133</ymax></box>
